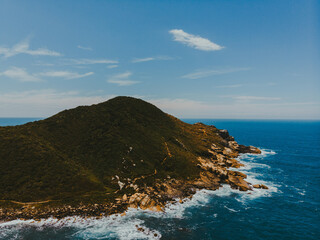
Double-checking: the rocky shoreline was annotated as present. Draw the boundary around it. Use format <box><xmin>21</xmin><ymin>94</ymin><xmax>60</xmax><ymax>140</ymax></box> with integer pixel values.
<box><xmin>0</xmin><ymin>126</ymin><xmax>267</xmax><ymax>222</ymax></box>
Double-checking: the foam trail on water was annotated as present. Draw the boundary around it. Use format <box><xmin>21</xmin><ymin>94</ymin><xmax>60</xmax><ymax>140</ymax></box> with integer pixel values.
<box><xmin>224</xmin><ymin>206</ymin><xmax>239</xmax><ymax>212</ymax></box>
<box><xmin>260</xmin><ymin>149</ymin><xmax>277</xmax><ymax>156</ymax></box>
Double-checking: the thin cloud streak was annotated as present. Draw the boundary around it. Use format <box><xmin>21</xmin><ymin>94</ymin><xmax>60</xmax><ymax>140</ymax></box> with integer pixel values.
<box><xmin>0</xmin><ymin>67</ymin><xmax>94</xmax><ymax>82</ymax></box>
<box><xmin>132</xmin><ymin>56</ymin><xmax>173</xmax><ymax>63</ymax></box>
<box><xmin>132</xmin><ymin>57</ymin><xmax>155</xmax><ymax>63</ymax></box>
<box><xmin>77</xmin><ymin>45</ymin><xmax>92</xmax><ymax>51</ymax></box>
<box><xmin>232</xmin><ymin>96</ymin><xmax>281</xmax><ymax>101</ymax></box>
<box><xmin>182</xmin><ymin>68</ymin><xmax>250</xmax><ymax>79</ymax></box>
<box><xmin>66</xmin><ymin>58</ymin><xmax>118</xmax><ymax>65</ymax></box>
<box><xmin>33</xmin><ymin>62</ymin><xmax>55</xmax><ymax>67</ymax></box>
<box><xmin>0</xmin><ymin>67</ymin><xmax>41</xmax><ymax>82</ymax></box>
<box><xmin>169</xmin><ymin>29</ymin><xmax>224</xmax><ymax>51</ymax></box>
<box><xmin>38</xmin><ymin>71</ymin><xmax>94</xmax><ymax>79</ymax></box>
<box><xmin>0</xmin><ymin>38</ymin><xmax>61</xmax><ymax>58</ymax></box>
<box><xmin>107</xmin><ymin>72</ymin><xmax>139</xmax><ymax>86</ymax></box>
<box><xmin>107</xmin><ymin>65</ymin><xmax>119</xmax><ymax>69</ymax></box>
<box><xmin>107</xmin><ymin>72</ymin><xmax>139</xmax><ymax>87</ymax></box>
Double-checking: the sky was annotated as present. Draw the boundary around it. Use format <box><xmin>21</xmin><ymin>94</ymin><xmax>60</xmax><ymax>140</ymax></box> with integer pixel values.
<box><xmin>0</xmin><ymin>0</ymin><xmax>319</xmax><ymax>119</ymax></box>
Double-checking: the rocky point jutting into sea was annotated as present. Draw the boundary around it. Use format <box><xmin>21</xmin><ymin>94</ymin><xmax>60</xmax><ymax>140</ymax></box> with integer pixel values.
<box><xmin>0</xmin><ymin>96</ymin><xmax>267</xmax><ymax>221</ymax></box>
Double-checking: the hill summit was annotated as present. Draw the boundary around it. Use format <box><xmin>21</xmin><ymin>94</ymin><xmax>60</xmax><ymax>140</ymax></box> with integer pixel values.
<box><xmin>0</xmin><ymin>96</ymin><xmax>263</xmax><ymax>220</ymax></box>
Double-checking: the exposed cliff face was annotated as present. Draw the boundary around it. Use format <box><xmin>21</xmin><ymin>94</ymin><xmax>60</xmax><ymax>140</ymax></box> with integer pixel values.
<box><xmin>0</xmin><ymin>96</ymin><xmax>262</xmax><ymax>220</ymax></box>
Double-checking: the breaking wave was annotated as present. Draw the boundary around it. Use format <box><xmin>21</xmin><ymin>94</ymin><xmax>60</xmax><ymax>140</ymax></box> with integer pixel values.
<box><xmin>0</xmin><ymin>214</ymin><xmax>162</xmax><ymax>240</ymax></box>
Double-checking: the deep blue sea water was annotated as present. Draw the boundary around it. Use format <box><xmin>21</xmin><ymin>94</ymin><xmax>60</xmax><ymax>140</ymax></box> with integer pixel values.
<box><xmin>0</xmin><ymin>118</ymin><xmax>319</xmax><ymax>240</ymax></box>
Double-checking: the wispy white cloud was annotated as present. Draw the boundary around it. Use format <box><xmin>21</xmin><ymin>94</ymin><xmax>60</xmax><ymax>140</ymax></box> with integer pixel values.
<box><xmin>0</xmin><ymin>67</ymin><xmax>41</xmax><ymax>82</ymax></box>
<box><xmin>38</xmin><ymin>71</ymin><xmax>94</xmax><ymax>79</ymax></box>
<box><xmin>77</xmin><ymin>45</ymin><xmax>92</xmax><ymax>51</ymax></box>
<box><xmin>232</xmin><ymin>96</ymin><xmax>281</xmax><ymax>101</ymax></box>
<box><xmin>169</xmin><ymin>29</ymin><xmax>224</xmax><ymax>51</ymax></box>
<box><xmin>66</xmin><ymin>58</ymin><xmax>118</xmax><ymax>65</ymax></box>
<box><xmin>33</xmin><ymin>62</ymin><xmax>55</xmax><ymax>67</ymax></box>
<box><xmin>107</xmin><ymin>65</ymin><xmax>119</xmax><ymax>69</ymax></box>
<box><xmin>0</xmin><ymin>38</ymin><xmax>62</xmax><ymax>58</ymax></box>
<box><xmin>107</xmin><ymin>72</ymin><xmax>139</xmax><ymax>86</ymax></box>
<box><xmin>34</xmin><ymin>58</ymin><xmax>118</xmax><ymax>67</ymax></box>
<box><xmin>182</xmin><ymin>68</ymin><xmax>250</xmax><ymax>79</ymax></box>
<box><xmin>0</xmin><ymin>67</ymin><xmax>94</xmax><ymax>82</ymax></box>
<box><xmin>132</xmin><ymin>56</ymin><xmax>173</xmax><ymax>63</ymax></box>
<box><xmin>132</xmin><ymin>57</ymin><xmax>155</xmax><ymax>63</ymax></box>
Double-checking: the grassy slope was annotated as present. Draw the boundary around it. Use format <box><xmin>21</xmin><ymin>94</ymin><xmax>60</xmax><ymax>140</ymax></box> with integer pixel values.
<box><xmin>0</xmin><ymin>96</ymin><xmax>226</xmax><ymax>202</ymax></box>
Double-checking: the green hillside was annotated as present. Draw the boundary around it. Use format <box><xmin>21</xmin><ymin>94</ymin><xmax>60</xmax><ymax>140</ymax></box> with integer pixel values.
<box><xmin>0</xmin><ymin>96</ymin><xmax>228</xmax><ymax>203</ymax></box>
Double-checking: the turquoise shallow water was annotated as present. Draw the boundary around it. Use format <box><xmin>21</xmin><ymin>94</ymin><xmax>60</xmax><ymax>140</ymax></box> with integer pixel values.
<box><xmin>0</xmin><ymin>118</ymin><xmax>319</xmax><ymax>240</ymax></box>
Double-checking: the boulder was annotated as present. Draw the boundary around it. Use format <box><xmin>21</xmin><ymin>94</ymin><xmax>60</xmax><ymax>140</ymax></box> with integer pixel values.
<box><xmin>239</xmin><ymin>145</ymin><xmax>261</xmax><ymax>154</ymax></box>
<box><xmin>225</xmin><ymin>158</ymin><xmax>244</xmax><ymax>168</ymax></box>
<box><xmin>228</xmin><ymin>170</ymin><xmax>247</xmax><ymax>179</ymax></box>
<box><xmin>223</xmin><ymin>147</ymin><xmax>233</xmax><ymax>156</ymax></box>
<box><xmin>227</xmin><ymin>175</ymin><xmax>251</xmax><ymax>191</ymax></box>
<box><xmin>218</xmin><ymin>129</ymin><xmax>235</xmax><ymax>141</ymax></box>
<box><xmin>122</xmin><ymin>194</ymin><xmax>128</xmax><ymax>201</ymax></box>
<box><xmin>228</xmin><ymin>141</ymin><xmax>240</xmax><ymax>151</ymax></box>
<box><xmin>252</xmin><ymin>184</ymin><xmax>269</xmax><ymax>189</ymax></box>
<box><xmin>139</xmin><ymin>195</ymin><xmax>151</xmax><ymax>209</ymax></box>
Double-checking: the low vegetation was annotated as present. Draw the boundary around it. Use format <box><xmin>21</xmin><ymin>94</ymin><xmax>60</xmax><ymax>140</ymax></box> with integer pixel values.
<box><xmin>0</xmin><ymin>96</ymin><xmax>227</xmax><ymax>204</ymax></box>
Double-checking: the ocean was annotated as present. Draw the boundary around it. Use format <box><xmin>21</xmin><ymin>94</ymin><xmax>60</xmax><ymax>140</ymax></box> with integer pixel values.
<box><xmin>0</xmin><ymin>118</ymin><xmax>319</xmax><ymax>240</ymax></box>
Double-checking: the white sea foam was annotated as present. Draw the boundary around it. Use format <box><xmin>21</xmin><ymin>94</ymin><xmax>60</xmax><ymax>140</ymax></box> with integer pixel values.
<box><xmin>122</xmin><ymin>189</ymin><xmax>214</xmax><ymax>220</ymax></box>
<box><xmin>0</xmin><ymin>215</ymin><xmax>162</xmax><ymax>240</ymax></box>
<box><xmin>260</xmin><ymin>149</ymin><xmax>276</xmax><ymax>156</ymax></box>
<box><xmin>292</xmin><ymin>187</ymin><xmax>306</xmax><ymax>196</ymax></box>
<box><xmin>224</xmin><ymin>206</ymin><xmax>239</xmax><ymax>212</ymax></box>
<box><xmin>229</xmin><ymin>149</ymin><xmax>280</xmax><ymax>203</ymax></box>
<box><xmin>175</xmin><ymin>149</ymin><xmax>280</xmax><ymax>206</ymax></box>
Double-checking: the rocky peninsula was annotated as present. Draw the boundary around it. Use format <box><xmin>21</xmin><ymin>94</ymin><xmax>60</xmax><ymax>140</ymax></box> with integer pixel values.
<box><xmin>0</xmin><ymin>96</ymin><xmax>267</xmax><ymax>221</ymax></box>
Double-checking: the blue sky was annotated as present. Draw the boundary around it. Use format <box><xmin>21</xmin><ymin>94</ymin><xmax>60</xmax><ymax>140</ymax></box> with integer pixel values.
<box><xmin>0</xmin><ymin>0</ymin><xmax>319</xmax><ymax>119</ymax></box>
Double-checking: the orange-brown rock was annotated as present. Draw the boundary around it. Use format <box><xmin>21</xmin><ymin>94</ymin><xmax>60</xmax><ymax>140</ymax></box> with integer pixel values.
<box><xmin>227</xmin><ymin>175</ymin><xmax>251</xmax><ymax>191</ymax></box>
<box><xmin>253</xmin><ymin>184</ymin><xmax>268</xmax><ymax>189</ymax></box>
<box><xmin>226</xmin><ymin>158</ymin><xmax>244</xmax><ymax>168</ymax></box>
<box><xmin>122</xmin><ymin>194</ymin><xmax>128</xmax><ymax>201</ymax></box>
<box><xmin>239</xmin><ymin>145</ymin><xmax>261</xmax><ymax>154</ymax></box>
<box><xmin>228</xmin><ymin>170</ymin><xmax>247</xmax><ymax>179</ymax></box>
<box><xmin>192</xmin><ymin>171</ymin><xmax>220</xmax><ymax>190</ymax></box>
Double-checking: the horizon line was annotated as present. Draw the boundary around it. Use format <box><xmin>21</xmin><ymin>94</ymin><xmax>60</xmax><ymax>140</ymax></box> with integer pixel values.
<box><xmin>0</xmin><ymin>117</ymin><xmax>319</xmax><ymax>121</ymax></box>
